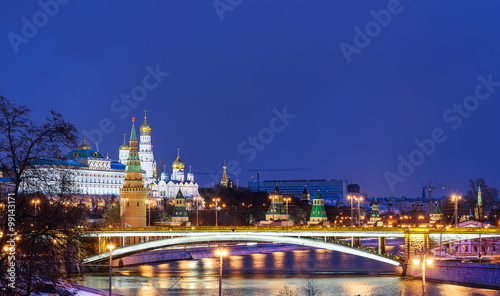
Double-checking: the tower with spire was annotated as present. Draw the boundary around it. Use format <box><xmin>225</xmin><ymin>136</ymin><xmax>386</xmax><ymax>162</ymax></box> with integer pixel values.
<box><xmin>219</xmin><ymin>161</ymin><xmax>233</xmax><ymax>188</ymax></box>
<box><xmin>308</xmin><ymin>190</ymin><xmax>329</xmax><ymax>225</ymax></box>
<box><xmin>119</xmin><ymin>133</ymin><xmax>130</xmax><ymax>165</ymax></box>
<box><xmin>430</xmin><ymin>202</ymin><xmax>443</xmax><ymax>225</ymax></box>
<box><xmin>170</xmin><ymin>189</ymin><xmax>190</xmax><ymax>226</ymax></box>
<box><xmin>301</xmin><ymin>186</ymin><xmax>310</xmax><ymax>204</ymax></box>
<box><xmin>265</xmin><ymin>184</ymin><xmax>288</xmax><ymax>223</ymax></box>
<box><xmin>171</xmin><ymin>148</ymin><xmax>185</xmax><ymax>182</ymax></box>
<box><xmin>475</xmin><ymin>185</ymin><xmax>484</xmax><ymax>222</ymax></box>
<box><xmin>138</xmin><ymin>110</ymin><xmax>156</xmax><ymax>183</ymax></box>
<box><xmin>120</xmin><ymin>117</ymin><xmax>147</xmax><ymax>227</ymax></box>
<box><xmin>367</xmin><ymin>198</ymin><xmax>383</xmax><ymax>227</ymax></box>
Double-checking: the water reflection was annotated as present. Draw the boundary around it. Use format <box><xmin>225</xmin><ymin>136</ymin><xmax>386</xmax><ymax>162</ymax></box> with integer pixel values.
<box><xmin>81</xmin><ymin>248</ymin><xmax>500</xmax><ymax>296</ymax></box>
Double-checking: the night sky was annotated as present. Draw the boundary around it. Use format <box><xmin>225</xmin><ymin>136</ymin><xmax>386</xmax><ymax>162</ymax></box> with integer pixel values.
<box><xmin>1</xmin><ymin>1</ymin><xmax>499</xmax><ymax>198</ymax></box>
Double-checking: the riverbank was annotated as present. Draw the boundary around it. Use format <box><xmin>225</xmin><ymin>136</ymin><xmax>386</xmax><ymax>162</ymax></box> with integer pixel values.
<box><xmin>404</xmin><ymin>261</ymin><xmax>500</xmax><ymax>289</ymax></box>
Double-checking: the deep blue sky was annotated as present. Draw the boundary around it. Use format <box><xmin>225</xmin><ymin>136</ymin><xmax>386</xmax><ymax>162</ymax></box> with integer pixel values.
<box><xmin>1</xmin><ymin>1</ymin><xmax>499</xmax><ymax>197</ymax></box>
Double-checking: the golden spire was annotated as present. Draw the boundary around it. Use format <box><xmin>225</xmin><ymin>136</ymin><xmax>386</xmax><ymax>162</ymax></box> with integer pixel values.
<box><xmin>119</xmin><ymin>133</ymin><xmax>130</xmax><ymax>150</ymax></box>
<box><xmin>140</xmin><ymin>109</ymin><xmax>151</xmax><ymax>132</ymax></box>
<box><xmin>77</xmin><ymin>118</ymin><xmax>91</xmax><ymax>150</ymax></box>
<box><xmin>172</xmin><ymin>148</ymin><xmax>185</xmax><ymax>170</ymax></box>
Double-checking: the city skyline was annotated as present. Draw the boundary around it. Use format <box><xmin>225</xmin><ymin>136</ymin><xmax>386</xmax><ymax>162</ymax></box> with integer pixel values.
<box><xmin>2</xmin><ymin>1</ymin><xmax>500</xmax><ymax>198</ymax></box>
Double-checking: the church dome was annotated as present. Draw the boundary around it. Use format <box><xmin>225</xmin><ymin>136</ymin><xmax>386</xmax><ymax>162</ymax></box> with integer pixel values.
<box><xmin>172</xmin><ymin>149</ymin><xmax>185</xmax><ymax>170</ymax></box>
<box><xmin>140</xmin><ymin>121</ymin><xmax>151</xmax><ymax>132</ymax></box>
<box><xmin>119</xmin><ymin>133</ymin><xmax>129</xmax><ymax>150</ymax></box>
<box><xmin>77</xmin><ymin>138</ymin><xmax>91</xmax><ymax>150</ymax></box>
<box><xmin>140</xmin><ymin>112</ymin><xmax>151</xmax><ymax>132</ymax></box>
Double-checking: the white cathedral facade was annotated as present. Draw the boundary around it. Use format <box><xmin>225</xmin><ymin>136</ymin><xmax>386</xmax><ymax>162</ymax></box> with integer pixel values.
<box><xmin>118</xmin><ymin>112</ymin><xmax>201</xmax><ymax>207</ymax></box>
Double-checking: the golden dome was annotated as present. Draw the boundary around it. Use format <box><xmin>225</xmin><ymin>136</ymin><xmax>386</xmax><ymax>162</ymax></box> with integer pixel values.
<box><xmin>172</xmin><ymin>148</ymin><xmax>185</xmax><ymax>170</ymax></box>
<box><xmin>140</xmin><ymin>110</ymin><xmax>151</xmax><ymax>132</ymax></box>
<box><xmin>140</xmin><ymin>121</ymin><xmax>151</xmax><ymax>132</ymax></box>
<box><xmin>77</xmin><ymin>138</ymin><xmax>91</xmax><ymax>150</ymax></box>
<box><xmin>119</xmin><ymin>133</ymin><xmax>129</xmax><ymax>150</ymax></box>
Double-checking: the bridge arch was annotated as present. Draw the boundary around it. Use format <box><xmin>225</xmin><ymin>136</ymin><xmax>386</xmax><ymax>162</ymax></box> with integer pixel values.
<box><xmin>83</xmin><ymin>234</ymin><xmax>401</xmax><ymax>266</ymax></box>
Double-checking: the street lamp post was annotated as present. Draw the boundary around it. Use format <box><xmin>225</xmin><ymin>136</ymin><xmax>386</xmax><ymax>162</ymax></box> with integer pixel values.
<box><xmin>269</xmin><ymin>196</ymin><xmax>276</xmax><ymax>223</ymax></box>
<box><xmin>413</xmin><ymin>247</ymin><xmax>434</xmax><ymax>296</ymax></box>
<box><xmin>451</xmin><ymin>195</ymin><xmax>461</xmax><ymax>226</ymax></box>
<box><xmin>107</xmin><ymin>244</ymin><xmax>115</xmax><ymax>296</ymax></box>
<box><xmin>284</xmin><ymin>197</ymin><xmax>291</xmax><ymax>222</ymax></box>
<box><xmin>194</xmin><ymin>196</ymin><xmax>200</xmax><ymax>226</ymax></box>
<box><xmin>347</xmin><ymin>195</ymin><xmax>354</xmax><ymax>226</ymax></box>
<box><xmin>213</xmin><ymin>198</ymin><xmax>220</xmax><ymax>227</ymax></box>
<box><xmin>31</xmin><ymin>199</ymin><xmax>40</xmax><ymax>216</ymax></box>
<box><xmin>356</xmin><ymin>196</ymin><xmax>363</xmax><ymax>226</ymax></box>
<box><xmin>216</xmin><ymin>246</ymin><xmax>227</xmax><ymax>296</ymax></box>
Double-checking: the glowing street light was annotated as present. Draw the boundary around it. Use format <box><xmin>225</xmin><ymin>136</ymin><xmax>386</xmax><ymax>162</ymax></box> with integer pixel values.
<box><xmin>213</xmin><ymin>198</ymin><xmax>220</xmax><ymax>227</ymax></box>
<box><xmin>31</xmin><ymin>199</ymin><xmax>40</xmax><ymax>216</ymax></box>
<box><xmin>215</xmin><ymin>247</ymin><xmax>228</xmax><ymax>296</ymax></box>
<box><xmin>356</xmin><ymin>196</ymin><xmax>363</xmax><ymax>226</ymax></box>
<box><xmin>107</xmin><ymin>244</ymin><xmax>115</xmax><ymax>296</ymax></box>
<box><xmin>413</xmin><ymin>247</ymin><xmax>434</xmax><ymax>295</ymax></box>
<box><xmin>451</xmin><ymin>195</ymin><xmax>462</xmax><ymax>226</ymax></box>
<box><xmin>283</xmin><ymin>197</ymin><xmax>291</xmax><ymax>222</ymax></box>
<box><xmin>347</xmin><ymin>195</ymin><xmax>355</xmax><ymax>226</ymax></box>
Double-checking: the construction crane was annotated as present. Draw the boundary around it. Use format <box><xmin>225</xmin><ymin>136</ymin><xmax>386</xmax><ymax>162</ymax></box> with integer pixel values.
<box><xmin>242</xmin><ymin>168</ymin><xmax>310</xmax><ymax>191</ymax></box>
<box><xmin>423</xmin><ymin>181</ymin><xmax>451</xmax><ymax>218</ymax></box>
<box><xmin>154</xmin><ymin>160</ymin><xmax>163</xmax><ymax>181</ymax></box>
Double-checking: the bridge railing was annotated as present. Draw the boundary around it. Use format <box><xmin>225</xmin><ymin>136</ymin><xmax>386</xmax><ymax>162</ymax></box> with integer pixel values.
<box><xmin>82</xmin><ymin>225</ymin><xmax>408</xmax><ymax>233</ymax></box>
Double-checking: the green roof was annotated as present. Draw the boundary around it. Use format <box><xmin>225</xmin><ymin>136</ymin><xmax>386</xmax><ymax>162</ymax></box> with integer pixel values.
<box><xmin>302</xmin><ymin>186</ymin><xmax>309</xmax><ymax>195</ymax></box>
<box><xmin>434</xmin><ymin>203</ymin><xmax>441</xmax><ymax>215</ymax></box>
<box><xmin>176</xmin><ymin>189</ymin><xmax>184</xmax><ymax>199</ymax></box>
<box><xmin>130</xmin><ymin>120</ymin><xmax>137</xmax><ymax>140</ymax></box>
<box><xmin>313</xmin><ymin>191</ymin><xmax>322</xmax><ymax>200</ymax></box>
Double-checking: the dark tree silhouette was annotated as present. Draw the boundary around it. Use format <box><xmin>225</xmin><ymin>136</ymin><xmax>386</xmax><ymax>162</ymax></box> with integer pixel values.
<box><xmin>0</xmin><ymin>95</ymin><xmax>87</xmax><ymax>295</ymax></box>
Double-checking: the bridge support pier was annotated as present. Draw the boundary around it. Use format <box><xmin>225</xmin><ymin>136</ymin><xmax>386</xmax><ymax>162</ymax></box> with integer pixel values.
<box><xmin>351</xmin><ymin>237</ymin><xmax>360</xmax><ymax>247</ymax></box>
<box><xmin>378</xmin><ymin>237</ymin><xmax>386</xmax><ymax>255</ymax></box>
<box><xmin>402</xmin><ymin>231</ymin><xmax>429</xmax><ymax>276</ymax></box>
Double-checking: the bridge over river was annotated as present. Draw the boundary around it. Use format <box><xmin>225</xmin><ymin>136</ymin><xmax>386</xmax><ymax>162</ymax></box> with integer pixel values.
<box><xmin>80</xmin><ymin>225</ymin><xmax>500</xmax><ymax>270</ymax></box>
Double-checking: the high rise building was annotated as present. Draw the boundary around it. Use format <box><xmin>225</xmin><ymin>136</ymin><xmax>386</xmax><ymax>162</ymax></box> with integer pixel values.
<box><xmin>120</xmin><ymin>118</ymin><xmax>147</xmax><ymax>227</ymax></box>
<box><xmin>250</xmin><ymin>179</ymin><xmax>347</xmax><ymax>205</ymax></box>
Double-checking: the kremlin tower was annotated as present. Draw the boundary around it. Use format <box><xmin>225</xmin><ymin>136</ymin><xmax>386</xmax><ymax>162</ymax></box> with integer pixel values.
<box><xmin>138</xmin><ymin>110</ymin><xmax>156</xmax><ymax>183</ymax></box>
<box><xmin>120</xmin><ymin>117</ymin><xmax>147</xmax><ymax>227</ymax></box>
<box><xmin>219</xmin><ymin>162</ymin><xmax>233</xmax><ymax>188</ymax></box>
<box><xmin>308</xmin><ymin>190</ymin><xmax>329</xmax><ymax>225</ymax></box>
